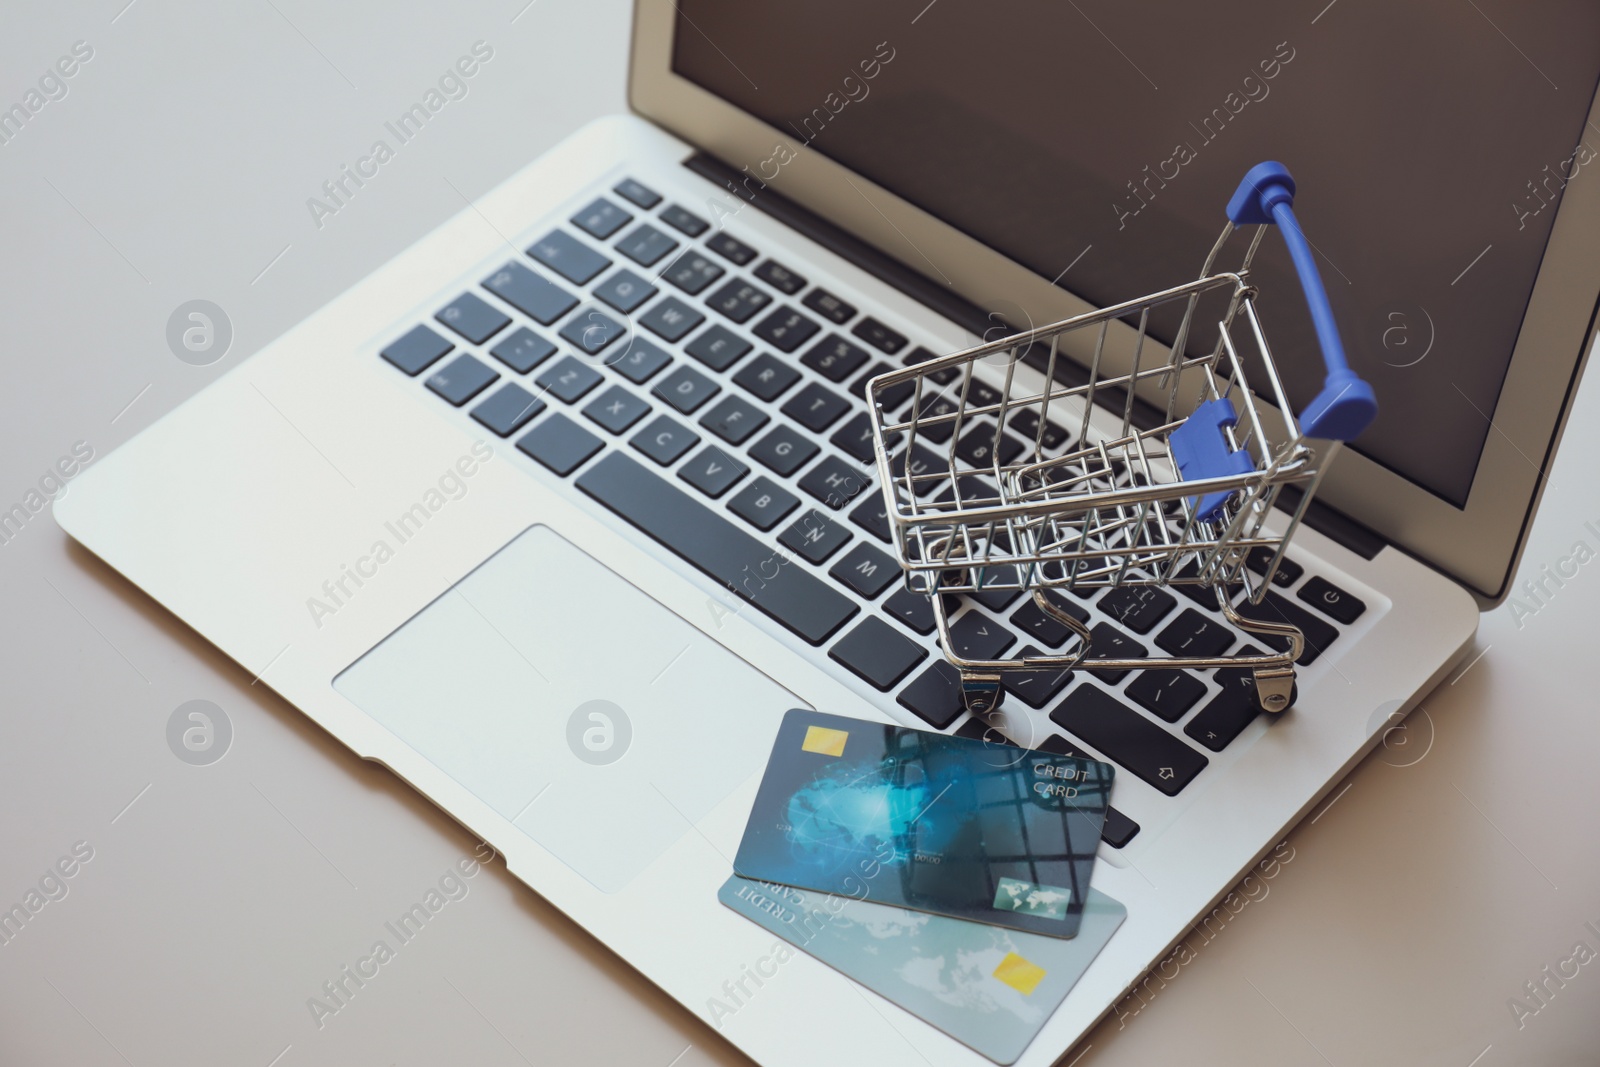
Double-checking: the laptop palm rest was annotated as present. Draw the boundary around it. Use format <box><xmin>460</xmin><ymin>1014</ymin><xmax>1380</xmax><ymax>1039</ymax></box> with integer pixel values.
<box><xmin>334</xmin><ymin>524</ymin><xmax>801</xmax><ymax>892</ymax></box>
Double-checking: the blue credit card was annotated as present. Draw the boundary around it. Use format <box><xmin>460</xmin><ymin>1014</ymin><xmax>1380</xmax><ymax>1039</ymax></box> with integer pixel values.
<box><xmin>719</xmin><ymin>875</ymin><xmax>1126</xmax><ymax>1065</ymax></box>
<box><xmin>733</xmin><ymin>709</ymin><xmax>1114</xmax><ymax>939</ymax></box>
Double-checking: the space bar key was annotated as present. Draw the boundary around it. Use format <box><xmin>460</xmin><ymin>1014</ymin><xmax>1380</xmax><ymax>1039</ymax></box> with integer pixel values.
<box><xmin>576</xmin><ymin>451</ymin><xmax>859</xmax><ymax>645</ymax></box>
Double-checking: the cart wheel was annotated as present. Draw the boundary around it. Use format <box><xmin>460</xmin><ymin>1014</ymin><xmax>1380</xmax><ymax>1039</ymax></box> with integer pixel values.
<box><xmin>959</xmin><ymin>671</ymin><xmax>1004</xmax><ymax>715</ymax></box>
<box><xmin>1252</xmin><ymin>668</ymin><xmax>1297</xmax><ymax>713</ymax></box>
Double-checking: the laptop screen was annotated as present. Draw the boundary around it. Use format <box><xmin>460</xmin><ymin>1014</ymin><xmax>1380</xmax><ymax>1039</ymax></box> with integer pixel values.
<box><xmin>672</xmin><ymin>1</ymin><xmax>1600</xmax><ymax>507</ymax></box>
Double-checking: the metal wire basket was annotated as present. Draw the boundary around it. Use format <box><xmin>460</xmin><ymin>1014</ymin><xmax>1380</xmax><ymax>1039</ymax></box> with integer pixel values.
<box><xmin>866</xmin><ymin>163</ymin><xmax>1376</xmax><ymax>716</ymax></box>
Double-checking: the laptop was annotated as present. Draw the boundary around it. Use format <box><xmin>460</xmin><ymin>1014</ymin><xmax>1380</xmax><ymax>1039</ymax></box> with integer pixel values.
<box><xmin>54</xmin><ymin>2</ymin><xmax>1600</xmax><ymax>1063</ymax></box>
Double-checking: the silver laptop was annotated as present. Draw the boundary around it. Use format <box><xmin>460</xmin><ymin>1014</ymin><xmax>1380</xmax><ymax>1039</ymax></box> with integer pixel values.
<box><xmin>55</xmin><ymin>3</ymin><xmax>1600</xmax><ymax>1064</ymax></box>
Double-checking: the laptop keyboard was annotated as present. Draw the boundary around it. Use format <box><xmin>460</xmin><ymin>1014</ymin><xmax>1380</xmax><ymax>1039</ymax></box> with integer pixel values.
<box><xmin>378</xmin><ymin>174</ymin><xmax>1373</xmax><ymax>850</ymax></box>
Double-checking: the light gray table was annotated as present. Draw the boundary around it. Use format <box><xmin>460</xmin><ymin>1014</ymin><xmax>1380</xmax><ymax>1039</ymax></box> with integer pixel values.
<box><xmin>2</xmin><ymin>2</ymin><xmax>1595</xmax><ymax>1064</ymax></box>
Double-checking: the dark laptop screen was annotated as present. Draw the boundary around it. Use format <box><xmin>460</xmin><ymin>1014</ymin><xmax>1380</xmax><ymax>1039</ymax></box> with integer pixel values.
<box><xmin>673</xmin><ymin>0</ymin><xmax>1600</xmax><ymax>506</ymax></box>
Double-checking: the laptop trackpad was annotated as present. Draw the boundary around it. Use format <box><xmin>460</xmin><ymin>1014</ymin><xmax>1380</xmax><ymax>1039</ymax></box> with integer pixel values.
<box><xmin>334</xmin><ymin>524</ymin><xmax>803</xmax><ymax>893</ymax></box>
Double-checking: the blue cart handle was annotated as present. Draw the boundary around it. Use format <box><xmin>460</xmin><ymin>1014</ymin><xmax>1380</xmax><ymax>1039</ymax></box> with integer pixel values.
<box><xmin>1226</xmin><ymin>162</ymin><xmax>1377</xmax><ymax>441</ymax></box>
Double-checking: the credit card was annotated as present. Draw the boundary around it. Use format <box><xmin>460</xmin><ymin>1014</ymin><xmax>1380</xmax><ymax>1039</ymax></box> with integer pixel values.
<box><xmin>733</xmin><ymin>709</ymin><xmax>1114</xmax><ymax>938</ymax></box>
<box><xmin>719</xmin><ymin>875</ymin><xmax>1126</xmax><ymax>1065</ymax></box>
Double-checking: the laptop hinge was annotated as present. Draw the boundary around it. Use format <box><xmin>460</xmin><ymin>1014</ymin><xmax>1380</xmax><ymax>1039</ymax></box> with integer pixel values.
<box><xmin>684</xmin><ymin>151</ymin><xmax>1386</xmax><ymax>562</ymax></box>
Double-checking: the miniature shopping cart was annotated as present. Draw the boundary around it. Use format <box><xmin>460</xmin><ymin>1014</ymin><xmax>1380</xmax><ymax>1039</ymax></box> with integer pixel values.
<box><xmin>866</xmin><ymin>163</ymin><xmax>1376</xmax><ymax>717</ymax></box>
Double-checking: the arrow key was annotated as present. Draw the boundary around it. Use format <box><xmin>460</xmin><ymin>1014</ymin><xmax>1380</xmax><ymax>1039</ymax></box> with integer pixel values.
<box><xmin>1050</xmin><ymin>684</ymin><xmax>1207</xmax><ymax>796</ymax></box>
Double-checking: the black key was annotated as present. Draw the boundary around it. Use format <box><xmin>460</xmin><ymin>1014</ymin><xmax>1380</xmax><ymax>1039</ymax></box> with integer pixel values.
<box><xmin>1127</xmin><ymin>670</ymin><xmax>1207</xmax><ymax>723</ymax></box>
<box><xmin>748</xmin><ymin>425</ymin><xmax>819</xmax><ymax>476</ymax></box>
<box><xmin>593</xmin><ymin>269</ymin><xmax>658</xmax><ymax>314</ymax></box>
<box><xmin>934</xmin><ymin>474</ymin><xmax>999</xmax><ymax>509</ymax></box>
<box><xmin>577</xmin><ymin>453</ymin><xmax>857</xmax><ymax>645</ymax></box>
<box><xmin>615</xmin><ymin>223</ymin><xmax>679</xmax><ymax>268</ymax></box>
<box><xmin>630</xmin><ymin>415</ymin><xmax>699</xmax><ymax>465</ymax></box>
<box><xmin>425</xmin><ymin>354</ymin><xmax>499</xmax><ymax>406</ymax></box>
<box><xmin>965</xmin><ymin>585</ymin><xmax>1022</xmax><ymax>613</ymax></box>
<box><xmin>801</xmin><ymin>334</ymin><xmax>870</xmax><ymax>382</ymax></box>
<box><xmin>902</xmin><ymin>344</ymin><xmax>959</xmax><ymax>385</ymax></box>
<box><xmin>705</xmin><ymin>279</ymin><xmax>773</xmax><ymax>324</ymax></box>
<box><xmin>802</xmin><ymin>288</ymin><xmax>857</xmax><ymax>325</ymax></box>
<box><xmin>699</xmin><ymin>394</ymin><xmax>769</xmax><ymax>445</ymax></box>
<box><xmin>799</xmin><ymin>455</ymin><xmax>872</xmax><ymax>511</ymax></box>
<box><xmin>571</xmin><ymin>197</ymin><xmax>632</xmax><ymax>240</ymax></box>
<box><xmin>1100</xmin><ymin>587</ymin><xmax>1178</xmax><ymax>635</ymax></box>
<box><xmin>883</xmin><ymin>586</ymin><xmax>934</xmax><ymax>634</ymax></box>
<box><xmin>527</xmin><ymin>229</ymin><xmax>610</xmax><ymax>285</ymax></box>
<box><xmin>559</xmin><ymin>308</ymin><xmax>627</xmax><ymax>355</ymax></box>
<box><xmin>652</xmin><ymin>364</ymin><xmax>720</xmax><ymax>413</ymax></box>
<box><xmin>483</xmin><ymin>261</ymin><xmax>577</xmax><ymax>325</ymax></box>
<box><xmin>728</xmin><ymin>476</ymin><xmax>799</xmax><ymax>531</ymax></box>
<box><xmin>516</xmin><ymin>413</ymin><xmax>603</xmax><ymax>476</ymax></box>
<box><xmin>889</xmin><ymin>443</ymin><xmax>944</xmax><ymax>496</ymax></box>
<box><xmin>831</xmin><ymin>412</ymin><xmax>896</xmax><ymax>465</ymax></box>
<box><xmin>1154</xmin><ymin>608</ymin><xmax>1235</xmax><ymax>658</ymax></box>
<box><xmin>851</xmin><ymin>316</ymin><xmax>908</xmax><ymax>354</ymax></box>
<box><xmin>678</xmin><ymin>445</ymin><xmax>749</xmax><ymax>498</ymax></box>
<box><xmin>1010</xmin><ymin>592</ymin><xmax>1089</xmax><ymax>647</ymax></box>
<box><xmin>610</xmin><ymin>337</ymin><xmax>672</xmax><ymax>383</ymax></box>
<box><xmin>752</xmin><ymin>306</ymin><xmax>821</xmax><ymax>353</ymax></box>
<box><xmin>489</xmin><ymin>326</ymin><xmax>557</xmax><ymax>374</ymax></box>
<box><xmin>778</xmin><ymin>509</ymin><xmax>852</xmax><ymax>564</ymax></box>
<box><xmin>685</xmin><ymin>325</ymin><xmax>752</xmax><ymax>371</ymax></box>
<box><xmin>1050</xmin><ymin>685</ymin><xmax>1208</xmax><ymax>796</ymax></box>
<box><xmin>1297</xmin><ymin>576</ymin><xmax>1366</xmax><ymax>624</ymax></box>
<box><xmin>954</xmin><ymin>716</ymin><xmax>1019</xmax><ymax>745</ymax></box>
<box><xmin>472</xmin><ymin>383</ymin><xmax>546</xmax><ymax>437</ymax></box>
<box><xmin>1000</xmin><ymin>645</ymin><xmax>1075</xmax><ymax>709</ymax></box>
<box><xmin>1185</xmin><ymin>668</ymin><xmax>1265</xmax><ymax>752</ymax></box>
<box><xmin>638</xmin><ymin>296</ymin><xmax>705</xmax><ymax>342</ymax></box>
<box><xmin>1231</xmin><ymin>591</ymin><xmax>1340</xmax><ymax>665</ymax></box>
<box><xmin>949</xmin><ymin>612</ymin><xmax>1017</xmax><ymax>661</ymax></box>
<box><xmin>534</xmin><ymin>356</ymin><xmax>603</xmax><ymax>403</ymax></box>
<box><xmin>849</xmin><ymin>362</ymin><xmax>914</xmax><ymax>409</ymax></box>
<box><xmin>1100</xmin><ymin>805</ymin><xmax>1141</xmax><ymax>848</ymax></box>
<box><xmin>1009</xmin><ymin>409</ymin><xmax>1072</xmax><ymax>452</ymax></box>
<box><xmin>828</xmin><ymin>542</ymin><xmax>899</xmax><ymax>599</ymax></box>
<box><xmin>912</xmin><ymin>392</ymin><xmax>961</xmax><ymax>442</ymax></box>
<box><xmin>1247</xmin><ymin>547</ymin><xmax>1303</xmax><ymax>587</ymax></box>
<box><xmin>660</xmin><ymin>203</ymin><xmax>709</xmax><ymax>236</ymax></box>
<box><xmin>613</xmin><ymin>178</ymin><xmax>661</xmax><ymax>209</ymax></box>
<box><xmin>954</xmin><ymin>426</ymin><xmax>1024</xmax><ymax>469</ymax></box>
<box><xmin>705</xmin><ymin>231</ymin><xmax>757</xmax><ymax>266</ymax></box>
<box><xmin>1036</xmin><ymin>736</ymin><xmax>1142</xmax><ymax>847</ymax></box>
<box><xmin>381</xmin><ymin>324</ymin><xmax>452</xmax><ymax>375</ymax></box>
<box><xmin>849</xmin><ymin>493</ymin><xmax>893</xmax><ymax>543</ymax></box>
<box><xmin>661</xmin><ymin>251</ymin><xmax>725</xmax><ymax>295</ymax></box>
<box><xmin>967</xmin><ymin>381</ymin><xmax>1003</xmax><ymax>409</ymax></box>
<box><xmin>781</xmin><ymin>382</ymin><xmax>850</xmax><ymax>432</ymax></box>
<box><xmin>896</xmin><ymin>661</ymin><xmax>965</xmax><ymax>730</ymax></box>
<box><xmin>436</xmin><ymin>291</ymin><xmax>510</xmax><ymax>344</ymax></box>
<box><xmin>582</xmin><ymin>385</ymin><xmax>650</xmax><ymax>434</ymax></box>
<box><xmin>754</xmin><ymin>258</ymin><xmax>806</xmax><ymax>295</ymax></box>
<box><xmin>733</xmin><ymin>353</ymin><xmax>801</xmax><ymax>401</ymax></box>
<box><xmin>830</xmin><ymin>617</ymin><xmax>926</xmax><ymax>690</ymax></box>
<box><xmin>1084</xmin><ymin>622</ymin><xmax>1147</xmax><ymax>684</ymax></box>
<box><xmin>1171</xmin><ymin>562</ymin><xmax>1236</xmax><ymax>609</ymax></box>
